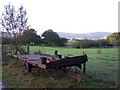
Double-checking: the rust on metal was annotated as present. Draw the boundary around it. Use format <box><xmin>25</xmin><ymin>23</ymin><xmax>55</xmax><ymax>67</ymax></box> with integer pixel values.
<box><xmin>13</xmin><ymin>53</ymin><xmax>88</xmax><ymax>82</ymax></box>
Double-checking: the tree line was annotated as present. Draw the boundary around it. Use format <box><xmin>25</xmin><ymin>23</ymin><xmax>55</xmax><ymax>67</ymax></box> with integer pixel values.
<box><xmin>2</xmin><ymin>29</ymin><xmax>120</xmax><ymax>48</ymax></box>
<box><xmin>2</xmin><ymin>28</ymin><xmax>68</xmax><ymax>46</ymax></box>
<box><xmin>67</xmin><ymin>32</ymin><xmax>120</xmax><ymax>48</ymax></box>
<box><xmin>68</xmin><ymin>39</ymin><xmax>113</xmax><ymax>48</ymax></box>
<box><xmin>1</xmin><ymin>3</ymin><xmax>120</xmax><ymax>48</ymax></box>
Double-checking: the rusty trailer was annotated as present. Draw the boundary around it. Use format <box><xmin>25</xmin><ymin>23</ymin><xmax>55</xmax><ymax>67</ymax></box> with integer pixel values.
<box><xmin>13</xmin><ymin>53</ymin><xmax>88</xmax><ymax>82</ymax></box>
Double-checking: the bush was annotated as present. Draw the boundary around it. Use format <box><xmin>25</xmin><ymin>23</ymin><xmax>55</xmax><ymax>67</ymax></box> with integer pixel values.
<box><xmin>67</xmin><ymin>39</ymin><xmax>112</xmax><ymax>48</ymax></box>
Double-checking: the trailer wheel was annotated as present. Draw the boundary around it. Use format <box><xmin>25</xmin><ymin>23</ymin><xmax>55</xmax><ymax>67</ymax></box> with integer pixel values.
<box><xmin>24</xmin><ymin>63</ymin><xmax>32</xmax><ymax>73</ymax></box>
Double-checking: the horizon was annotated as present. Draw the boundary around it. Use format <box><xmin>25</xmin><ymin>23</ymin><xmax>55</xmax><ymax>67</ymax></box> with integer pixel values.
<box><xmin>38</xmin><ymin>31</ymin><xmax>113</xmax><ymax>36</ymax></box>
<box><xmin>0</xmin><ymin>0</ymin><xmax>119</xmax><ymax>35</ymax></box>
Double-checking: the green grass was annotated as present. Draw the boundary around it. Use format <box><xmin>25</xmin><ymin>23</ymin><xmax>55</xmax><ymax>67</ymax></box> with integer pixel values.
<box><xmin>29</xmin><ymin>46</ymin><xmax>118</xmax><ymax>84</ymax></box>
<box><xmin>2</xmin><ymin>46</ymin><xmax>119</xmax><ymax>88</ymax></box>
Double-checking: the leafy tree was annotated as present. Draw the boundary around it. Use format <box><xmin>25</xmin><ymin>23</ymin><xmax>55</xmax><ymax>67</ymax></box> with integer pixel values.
<box><xmin>107</xmin><ymin>32</ymin><xmax>120</xmax><ymax>46</ymax></box>
<box><xmin>20</xmin><ymin>29</ymin><xmax>41</xmax><ymax>45</ymax></box>
<box><xmin>42</xmin><ymin>29</ymin><xmax>63</xmax><ymax>46</ymax></box>
<box><xmin>60</xmin><ymin>38</ymin><xmax>68</xmax><ymax>45</ymax></box>
<box><xmin>97</xmin><ymin>39</ymin><xmax>112</xmax><ymax>46</ymax></box>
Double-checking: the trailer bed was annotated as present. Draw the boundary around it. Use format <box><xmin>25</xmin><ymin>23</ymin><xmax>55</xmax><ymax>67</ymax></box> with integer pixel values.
<box><xmin>13</xmin><ymin>54</ymin><xmax>51</xmax><ymax>69</ymax></box>
<box><xmin>13</xmin><ymin>54</ymin><xmax>88</xmax><ymax>72</ymax></box>
<box><xmin>13</xmin><ymin>54</ymin><xmax>88</xmax><ymax>82</ymax></box>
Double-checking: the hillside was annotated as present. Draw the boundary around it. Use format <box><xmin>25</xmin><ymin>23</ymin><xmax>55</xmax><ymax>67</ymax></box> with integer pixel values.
<box><xmin>57</xmin><ymin>32</ymin><xmax>112</xmax><ymax>39</ymax></box>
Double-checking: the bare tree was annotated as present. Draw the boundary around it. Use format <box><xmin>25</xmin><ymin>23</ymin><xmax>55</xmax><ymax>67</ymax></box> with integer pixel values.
<box><xmin>0</xmin><ymin>3</ymin><xmax>30</xmax><ymax>38</ymax></box>
<box><xmin>16</xmin><ymin>5</ymin><xmax>30</xmax><ymax>36</ymax></box>
<box><xmin>0</xmin><ymin>3</ymin><xmax>30</xmax><ymax>54</ymax></box>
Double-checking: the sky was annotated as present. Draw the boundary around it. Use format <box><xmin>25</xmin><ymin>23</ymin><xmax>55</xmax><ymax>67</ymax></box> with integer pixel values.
<box><xmin>0</xmin><ymin>0</ymin><xmax>119</xmax><ymax>35</ymax></box>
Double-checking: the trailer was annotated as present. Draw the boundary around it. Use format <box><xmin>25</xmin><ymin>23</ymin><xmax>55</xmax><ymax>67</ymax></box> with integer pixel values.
<box><xmin>13</xmin><ymin>53</ymin><xmax>88</xmax><ymax>82</ymax></box>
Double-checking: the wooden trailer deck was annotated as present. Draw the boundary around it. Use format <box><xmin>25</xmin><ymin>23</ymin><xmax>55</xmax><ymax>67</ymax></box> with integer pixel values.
<box><xmin>13</xmin><ymin>54</ymin><xmax>52</xmax><ymax>69</ymax></box>
<box><xmin>13</xmin><ymin>54</ymin><xmax>88</xmax><ymax>82</ymax></box>
<box><xmin>13</xmin><ymin>54</ymin><xmax>88</xmax><ymax>72</ymax></box>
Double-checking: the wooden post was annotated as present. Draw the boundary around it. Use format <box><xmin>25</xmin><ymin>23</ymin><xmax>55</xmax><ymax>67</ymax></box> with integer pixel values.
<box><xmin>83</xmin><ymin>51</ymin><xmax>84</xmax><ymax>55</ymax></box>
<box><xmin>14</xmin><ymin>45</ymin><xmax>18</xmax><ymax>55</ymax></box>
<box><xmin>27</xmin><ymin>45</ymin><xmax>29</xmax><ymax>54</ymax></box>
<box><xmin>28</xmin><ymin>63</ymin><xmax>32</xmax><ymax>72</ymax></box>
<box><xmin>83</xmin><ymin>63</ymin><xmax>86</xmax><ymax>74</ymax></box>
<box><xmin>26</xmin><ymin>63</ymin><xmax>32</xmax><ymax>73</ymax></box>
<box><xmin>55</xmin><ymin>50</ymin><xmax>58</xmax><ymax>55</ymax></box>
<box><xmin>75</xmin><ymin>68</ymin><xmax>78</xmax><ymax>82</ymax></box>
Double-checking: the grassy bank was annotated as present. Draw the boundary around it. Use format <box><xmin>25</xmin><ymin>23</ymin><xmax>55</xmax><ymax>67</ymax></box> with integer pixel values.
<box><xmin>2</xmin><ymin>46</ymin><xmax>119</xmax><ymax>88</ymax></box>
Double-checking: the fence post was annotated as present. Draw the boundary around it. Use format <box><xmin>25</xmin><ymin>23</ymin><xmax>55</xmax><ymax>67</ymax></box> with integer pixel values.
<box><xmin>27</xmin><ymin>45</ymin><xmax>29</xmax><ymax>54</ymax></box>
<box><xmin>14</xmin><ymin>45</ymin><xmax>18</xmax><ymax>55</ymax></box>
<box><xmin>83</xmin><ymin>51</ymin><xmax>85</xmax><ymax>55</ymax></box>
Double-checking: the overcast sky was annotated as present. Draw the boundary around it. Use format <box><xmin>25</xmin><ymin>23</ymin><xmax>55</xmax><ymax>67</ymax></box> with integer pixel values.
<box><xmin>0</xmin><ymin>0</ymin><xmax>119</xmax><ymax>35</ymax></box>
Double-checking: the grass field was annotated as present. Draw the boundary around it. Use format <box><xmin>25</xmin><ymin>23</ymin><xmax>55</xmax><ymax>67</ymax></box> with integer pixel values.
<box><xmin>2</xmin><ymin>46</ymin><xmax>119</xmax><ymax>88</ymax></box>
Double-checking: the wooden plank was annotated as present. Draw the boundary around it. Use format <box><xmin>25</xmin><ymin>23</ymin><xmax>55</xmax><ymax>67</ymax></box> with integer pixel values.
<box><xmin>25</xmin><ymin>60</ymin><xmax>46</xmax><ymax>69</ymax></box>
<box><xmin>37</xmin><ymin>64</ymin><xmax>46</xmax><ymax>69</ymax></box>
<box><xmin>13</xmin><ymin>54</ymin><xmax>46</xmax><ymax>69</ymax></box>
<box><xmin>46</xmin><ymin>54</ymin><xmax>88</xmax><ymax>69</ymax></box>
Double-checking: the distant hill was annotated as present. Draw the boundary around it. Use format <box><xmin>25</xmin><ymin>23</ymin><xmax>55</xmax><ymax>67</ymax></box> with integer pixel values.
<box><xmin>57</xmin><ymin>32</ymin><xmax>112</xmax><ymax>39</ymax></box>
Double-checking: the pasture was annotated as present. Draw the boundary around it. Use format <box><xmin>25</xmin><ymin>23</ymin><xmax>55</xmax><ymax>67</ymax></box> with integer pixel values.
<box><xmin>2</xmin><ymin>46</ymin><xmax>119</xmax><ymax>88</ymax></box>
<box><xmin>30</xmin><ymin>46</ymin><xmax>118</xmax><ymax>81</ymax></box>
